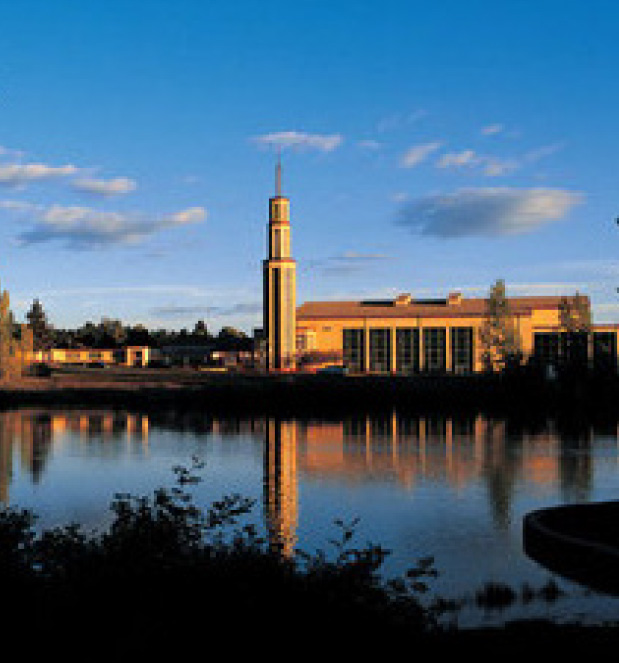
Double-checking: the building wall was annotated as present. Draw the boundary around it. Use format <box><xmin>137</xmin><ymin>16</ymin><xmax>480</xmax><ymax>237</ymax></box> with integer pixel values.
<box><xmin>296</xmin><ymin>295</ymin><xmax>617</xmax><ymax>374</ymax></box>
<box><xmin>298</xmin><ymin>316</ymin><xmax>486</xmax><ymax>371</ymax></box>
<box><xmin>29</xmin><ymin>346</ymin><xmax>150</xmax><ymax>367</ymax></box>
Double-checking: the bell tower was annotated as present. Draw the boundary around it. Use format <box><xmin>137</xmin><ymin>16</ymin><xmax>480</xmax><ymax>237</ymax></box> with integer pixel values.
<box><xmin>263</xmin><ymin>159</ymin><xmax>296</xmax><ymax>371</ymax></box>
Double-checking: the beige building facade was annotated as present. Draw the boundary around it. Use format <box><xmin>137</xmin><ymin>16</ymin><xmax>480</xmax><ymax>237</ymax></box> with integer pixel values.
<box><xmin>297</xmin><ymin>292</ymin><xmax>618</xmax><ymax>374</ymax></box>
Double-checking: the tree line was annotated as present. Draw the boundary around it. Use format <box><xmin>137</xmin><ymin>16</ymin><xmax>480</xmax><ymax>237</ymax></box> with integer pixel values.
<box><xmin>0</xmin><ymin>283</ymin><xmax>599</xmax><ymax>380</ymax></box>
<box><xmin>25</xmin><ymin>299</ymin><xmax>253</xmax><ymax>353</ymax></box>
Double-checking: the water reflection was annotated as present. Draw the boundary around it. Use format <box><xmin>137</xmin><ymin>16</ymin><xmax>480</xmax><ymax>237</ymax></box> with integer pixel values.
<box><xmin>0</xmin><ymin>409</ymin><xmax>150</xmax><ymax>504</ymax></box>
<box><xmin>0</xmin><ymin>407</ymin><xmax>617</xmax><ymax>558</ymax></box>
<box><xmin>265</xmin><ymin>419</ymin><xmax>298</xmax><ymax>557</ymax></box>
<box><xmin>0</xmin><ymin>406</ymin><xmax>617</xmax><ymax>624</ymax></box>
<box><xmin>265</xmin><ymin>412</ymin><xmax>618</xmax><ymax>559</ymax></box>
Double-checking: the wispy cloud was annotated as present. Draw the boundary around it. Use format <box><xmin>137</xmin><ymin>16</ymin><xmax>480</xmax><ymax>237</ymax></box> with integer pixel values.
<box><xmin>252</xmin><ymin>131</ymin><xmax>343</xmax><ymax>152</ymax></box>
<box><xmin>481</xmin><ymin>123</ymin><xmax>504</xmax><ymax>136</ymax></box>
<box><xmin>436</xmin><ymin>149</ymin><xmax>479</xmax><ymax>169</ymax></box>
<box><xmin>73</xmin><ymin>176</ymin><xmax>137</xmax><ymax>196</ymax></box>
<box><xmin>397</xmin><ymin>187</ymin><xmax>583</xmax><ymax>238</ymax></box>
<box><xmin>436</xmin><ymin>143</ymin><xmax>561</xmax><ymax>177</ymax></box>
<box><xmin>357</xmin><ymin>139</ymin><xmax>383</xmax><ymax>150</ymax></box>
<box><xmin>436</xmin><ymin>148</ymin><xmax>518</xmax><ymax>176</ymax></box>
<box><xmin>0</xmin><ymin>162</ymin><xmax>80</xmax><ymax>186</ymax></box>
<box><xmin>0</xmin><ymin>145</ymin><xmax>26</xmax><ymax>159</ymax></box>
<box><xmin>149</xmin><ymin>301</ymin><xmax>261</xmax><ymax>322</ymax></box>
<box><xmin>2</xmin><ymin>200</ymin><xmax>206</xmax><ymax>249</ymax></box>
<box><xmin>400</xmin><ymin>141</ymin><xmax>443</xmax><ymax>168</ymax></box>
<box><xmin>376</xmin><ymin>109</ymin><xmax>427</xmax><ymax>134</ymax></box>
<box><xmin>149</xmin><ymin>305</ymin><xmax>213</xmax><ymax>318</ymax></box>
<box><xmin>306</xmin><ymin>251</ymin><xmax>394</xmax><ymax>276</ymax></box>
<box><xmin>522</xmin><ymin>142</ymin><xmax>565</xmax><ymax>164</ymax></box>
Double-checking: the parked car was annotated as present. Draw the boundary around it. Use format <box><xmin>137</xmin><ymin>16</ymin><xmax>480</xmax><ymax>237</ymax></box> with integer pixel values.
<box><xmin>318</xmin><ymin>365</ymin><xmax>348</xmax><ymax>375</ymax></box>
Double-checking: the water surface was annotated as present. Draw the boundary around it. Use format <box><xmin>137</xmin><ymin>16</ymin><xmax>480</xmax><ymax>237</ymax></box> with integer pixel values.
<box><xmin>3</xmin><ymin>405</ymin><xmax>619</xmax><ymax>627</ymax></box>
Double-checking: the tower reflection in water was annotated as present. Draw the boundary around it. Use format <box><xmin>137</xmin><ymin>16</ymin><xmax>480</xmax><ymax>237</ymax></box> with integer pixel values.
<box><xmin>261</xmin><ymin>411</ymin><xmax>616</xmax><ymax>556</ymax></box>
<box><xmin>264</xmin><ymin>418</ymin><xmax>298</xmax><ymax>557</ymax></box>
<box><xmin>0</xmin><ymin>408</ymin><xmax>614</xmax><ymax>558</ymax></box>
<box><xmin>0</xmin><ymin>409</ymin><xmax>149</xmax><ymax>504</ymax></box>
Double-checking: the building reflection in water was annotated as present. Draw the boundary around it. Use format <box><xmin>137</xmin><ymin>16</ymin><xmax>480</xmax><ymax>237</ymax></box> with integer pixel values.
<box><xmin>260</xmin><ymin>411</ymin><xmax>619</xmax><ymax>553</ymax></box>
<box><xmin>0</xmin><ymin>409</ymin><xmax>149</xmax><ymax>504</ymax></box>
<box><xmin>264</xmin><ymin>418</ymin><xmax>298</xmax><ymax>557</ymax></box>
<box><xmin>0</xmin><ymin>407</ymin><xmax>615</xmax><ymax>555</ymax></box>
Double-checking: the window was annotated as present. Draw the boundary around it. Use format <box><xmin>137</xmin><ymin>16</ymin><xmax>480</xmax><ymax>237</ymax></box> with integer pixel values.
<box><xmin>396</xmin><ymin>328</ymin><xmax>420</xmax><ymax>374</ymax></box>
<box><xmin>273</xmin><ymin>229</ymin><xmax>281</xmax><ymax>257</ymax></box>
<box><xmin>343</xmin><ymin>329</ymin><xmax>365</xmax><ymax>373</ymax></box>
<box><xmin>451</xmin><ymin>327</ymin><xmax>473</xmax><ymax>374</ymax></box>
<box><xmin>369</xmin><ymin>329</ymin><xmax>391</xmax><ymax>373</ymax></box>
<box><xmin>423</xmin><ymin>328</ymin><xmax>447</xmax><ymax>373</ymax></box>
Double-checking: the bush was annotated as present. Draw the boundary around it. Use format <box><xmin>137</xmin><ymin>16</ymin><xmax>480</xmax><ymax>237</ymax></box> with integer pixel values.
<box><xmin>0</xmin><ymin>459</ymin><xmax>440</xmax><ymax>648</ymax></box>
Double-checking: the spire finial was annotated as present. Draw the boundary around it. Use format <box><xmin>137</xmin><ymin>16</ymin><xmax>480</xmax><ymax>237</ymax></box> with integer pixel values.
<box><xmin>276</xmin><ymin>149</ymin><xmax>282</xmax><ymax>197</ymax></box>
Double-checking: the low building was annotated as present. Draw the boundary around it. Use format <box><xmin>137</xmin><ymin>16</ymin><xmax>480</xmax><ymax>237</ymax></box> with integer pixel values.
<box><xmin>30</xmin><ymin>346</ymin><xmax>151</xmax><ymax>368</ymax></box>
<box><xmin>296</xmin><ymin>292</ymin><xmax>618</xmax><ymax>374</ymax></box>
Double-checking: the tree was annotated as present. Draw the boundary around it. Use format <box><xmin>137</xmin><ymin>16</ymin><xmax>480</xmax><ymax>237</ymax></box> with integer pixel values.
<box><xmin>559</xmin><ymin>292</ymin><xmax>591</xmax><ymax>333</ymax></box>
<box><xmin>98</xmin><ymin>318</ymin><xmax>127</xmax><ymax>348</ymax></box>
<box><xmin>0</xmin><ymin>287</ymin><xmax>32</xmax><ymax>381</ymax></box>
<box><xmin>26</xmin><ymin>299</ymin><xmax>53</xmax><ymax>351</ymax></box>
<box><xmin>558</xmin><ymin>292</ymin><xmax>592</xmax><ymax>370</ymax></box>
<box><xmin>478</xmin><ymin>279</ymin><xmax>522</xmax><ymax>372</ymax></box>
<box><xmin>193</xmin><ymin>320</ymin><xmax>209</xmax><ymax>337</ymax></box>
<box><xmin>217</xmin><ymin>326</ymin><xmax>251</xmax><ymax>351</ymax></box>
<box><xmin>125</xmin><ymin>324</ymin><xmax>151</xmax><ymax>347</ymax></box>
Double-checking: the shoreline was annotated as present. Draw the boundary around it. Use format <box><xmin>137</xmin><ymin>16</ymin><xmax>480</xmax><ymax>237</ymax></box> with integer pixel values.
<box><xmin>0</xmin><ymin>368</ymin><xmax>617</xmax><ymax>417</ymax></box>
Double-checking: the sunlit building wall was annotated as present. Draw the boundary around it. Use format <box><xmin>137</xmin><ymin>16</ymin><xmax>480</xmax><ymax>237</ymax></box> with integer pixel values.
<box><xmin>297</xmin><ymin>293</ymin><xmax>619</xmax><ymax>373</ymax></box>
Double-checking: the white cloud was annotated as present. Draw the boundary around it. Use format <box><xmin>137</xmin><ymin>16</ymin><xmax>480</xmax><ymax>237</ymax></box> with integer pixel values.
<box><xmin>376</xmin><ymin>109</ymin><xmax>427</xmax><ymax>133</ymax></box>
<box><xmin>252</xmin><ymin>131</ymin><xmax>343</xmax><ymax>152</ymax></box>
<box><xmin>436</xmin><ymin>149</ymin><xmax>518</xmax><ymax>177</ymax></box>
<box><xmin>305</xmin><ymin>251</ymin><xmax>394</xmax><ymax>277</ymax></box>
<box><xmin>397</xmin><ymin>187</ymin><xmax>584</xmax><ymax>238</ymax></box>
<box><xmin>400</xmin><ymin>141</ymin><xmax>443</xmax><ymax>168</ymax></box>
<box><xmin>437</xmin><ymin>149</ymin><xmax>479</xmax><ymax>168</ymax></box>
<box><xmin>3</xmin><ymin>200</ymin><xmax>206</xmax><ymax>249</ymax></box>
<box><xmin>481</xmin><ymin>158</ymin><xmax>519</xmax><ymax>177</ymax></box>
<box><xmin>73</xmin><ymin>176</ymin><xmax>137</xmax><ymax>196</ymax></box>
<box><xmin>168</xmin><ymin>206</ymin><xmax>207</xmax><ymax>225</ymax></box>
<box><xmin>0</xmin><ymin>145</ymin><xmax>25</xmax><ymax>159</ymax></box>
<box><xmin>0</xmin><ymin>162</ymin><xmax>79</xmax><ymax>185</ymax></box>
<box><xmin>523</xmin><ymin>142</ymin><xmax>565</xmax><ymax>163</ymax></box>
<box><xmin>481</xmin><ymin>124</ymin><xmax>504</xmax><ymax>136</ymax></box>
<box><xmin>357</xmin><ymin>139</ymin><xmax>383</xmax><ymax>150</ymax></box>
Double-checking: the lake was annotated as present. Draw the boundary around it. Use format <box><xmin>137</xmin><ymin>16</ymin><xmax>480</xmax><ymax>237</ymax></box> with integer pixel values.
<box><xmin>3</xmin><ymin>404</ymin><xmax>619</xmax><ymax>628</ymax></box>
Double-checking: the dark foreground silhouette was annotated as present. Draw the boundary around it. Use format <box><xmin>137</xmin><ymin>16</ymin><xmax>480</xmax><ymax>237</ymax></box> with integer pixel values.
<box><xmin>2</xmin><ymin>462</ymin><xmax>619</xmax><ymax>658</ymax></box>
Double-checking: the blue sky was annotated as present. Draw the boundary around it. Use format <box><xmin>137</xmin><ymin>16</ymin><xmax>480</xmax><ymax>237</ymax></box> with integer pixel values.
<box><xmin>0</xmin><ymin>0</ymin><xmax>617</xmax><ymax>332</ymax></box>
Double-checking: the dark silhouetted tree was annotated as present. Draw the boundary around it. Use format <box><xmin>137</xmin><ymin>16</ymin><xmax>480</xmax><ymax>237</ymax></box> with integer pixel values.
<box><xmin>26</xmin><ymin>299</ymin><xmax>53</xmax><ymax>351</ymax></box>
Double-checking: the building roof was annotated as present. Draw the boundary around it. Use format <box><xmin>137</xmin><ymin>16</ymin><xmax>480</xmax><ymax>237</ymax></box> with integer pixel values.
<box><xmin>297</xmin><ymin>293</ymin><xmax>571</xmax><ymax>321</ymax></box>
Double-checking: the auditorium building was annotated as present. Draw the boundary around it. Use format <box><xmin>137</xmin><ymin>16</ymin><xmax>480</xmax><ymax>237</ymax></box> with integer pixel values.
<box><xmin>296</xmin><ymin>293</ymin><xmax>619</xmax><ymax>374</ymax></box>
<box><xmin>262</xmin><ymin>166</ymin><xmax>618</xmax><ymax>374</ymax></box>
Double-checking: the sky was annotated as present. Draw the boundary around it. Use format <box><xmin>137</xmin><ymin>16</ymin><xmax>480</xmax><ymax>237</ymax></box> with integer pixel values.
<box><xmin>0</xmin><ymin>0</ymin><xmax>617</xmax><ymax>333</ymax></box>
